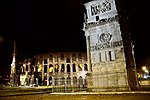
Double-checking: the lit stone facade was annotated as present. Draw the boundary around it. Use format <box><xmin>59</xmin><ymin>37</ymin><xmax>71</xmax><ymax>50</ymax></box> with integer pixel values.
<box><xmin>19</xmin><ymin>52</ymin><xmax>88</xmax><ymax>87</ymax></box>
<box><xmin>83</xmin><ymin>0</ymin><xmax>138</xmax><ymax>91</ymax></box>
<box><xmin>10</xmin><ymin>42</ymin><xmax>17</xmax><ymax>86</ymax></box>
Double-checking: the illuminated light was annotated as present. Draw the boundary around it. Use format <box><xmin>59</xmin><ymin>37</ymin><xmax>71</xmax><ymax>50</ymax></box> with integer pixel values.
<box><xmin>23</xmin><ymin>64</ymin><xmax>26</xmax><ymax>67</ymax></box>
<box><xmin>38</xmin><ymin>64</ymin><xmax>42</xmax><ymax>72</ymax></box>
<box><xmin>49</xmin><ymin>67</ymin><xmax>53</xmax><ymax>72</ymax></box>
<box><xmin>79</xmin><ymin>64</ymin><xmax>82</xmax><ymax>68</ymax></box>
<box><xmin>145</xmin><ymin>69</ymin><xmax>149</xmax><ymax>73</ymax></box>
<box><xmin>143</xmin><ymin>75</ymin><xmax>148</xmax><ymax>79</ymax></box>
<box><xmin>137</xmin><ymin>73</ymin><xmax>141</xmax><ymax>78</ymax></box>
<box><xmin>142</xmin><ymin>66</ymin><xmax>147</xmax><ymax>70</ymax></box>
<box><xmin>55</xmin><ymin>64</ymin><xmax>59</xmax><ymax>69</ymax></box>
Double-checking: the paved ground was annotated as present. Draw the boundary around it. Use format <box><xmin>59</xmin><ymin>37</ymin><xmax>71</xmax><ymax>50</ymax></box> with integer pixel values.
<box><xmin>0</xmin><ymin>92</ymin><xmax>150</xmax><ymax>100</ymax></box>
<box><xmin>0</xmin><ymin>85</ymin><xmax>150</xmax><ymax>100</ymax></box>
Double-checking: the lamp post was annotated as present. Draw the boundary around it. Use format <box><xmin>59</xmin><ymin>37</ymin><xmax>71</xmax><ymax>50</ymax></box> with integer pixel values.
<box><xmin>142</xmin><ymin>66</ymin><xmax>149</xmax><ymax>79</ymax></box>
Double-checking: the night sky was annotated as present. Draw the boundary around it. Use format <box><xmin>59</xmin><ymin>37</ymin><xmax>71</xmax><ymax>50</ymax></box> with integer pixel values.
<box><xmin>0</xmin><ymin>0</ymin><xmax>150</xmax><ymax>70</ymax></box>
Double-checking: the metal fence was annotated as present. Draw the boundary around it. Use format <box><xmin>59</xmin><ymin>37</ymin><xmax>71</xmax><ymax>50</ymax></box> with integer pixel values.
<box><xmin>52</xmin><ymin>78</ymin><xmax>87</xmax><ymax>93</ymax></box>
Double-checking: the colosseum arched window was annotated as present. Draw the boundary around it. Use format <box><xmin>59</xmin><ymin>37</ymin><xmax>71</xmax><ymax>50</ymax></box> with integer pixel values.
<box><xmin>60</xmin><ymin>77</ymin><xmax>65</xmax><ymax>85</ymax></box>
<box><xmin>72</xmin><ymin>64</ymin><xmax>76</xmax><ymax>72</ymax></box>
<box><xmin>84</xmin><ymin>76</ymin><xmax>88</xmax><ymax>86</ymax></box>
<box><xmin>49</xmin><ymin>64</ymin><xmax>53</xmax><ymax>73</ymax></box>
<box><xmin>44</xmin><ymin>65</ymin><xmax>47</xmax><ymax>73</ymax></box>
<box><xmin>84</xmin><ymin>64</ymin><xmax>88</xmax><ymax>71</ymax></box>
<box><xmin>49</xmin><ymin>76</ymin><xmax>52</xmax><ymax>85</ymax></box>
<box><xmin>61</xmin><ymin>64</ymin><xmax>65</xmax><ymax>72</ymax></box>
<box><xmin>67</xmin><ymin>64</ymin><xmax>70</xmax><ymax>73</ymax></box>
<box><xmin>78</xmin><ymin>64</ymin><xmax>82</xmax><ymax>71</ymax></box>
<box><xmin>54</xmin><ymin>77</ymin><xmax>59</xmax><ymax>85</ymax></box>
<box><xmin>73</xmin><ymin>77</ymin><xmax>77</xmax><ymax>85</ymax></box>
<box><xmin>55</xmin><ymin>64</ymin><xmax>59</xmax><ymax>72</ymax></box>
<box><xmin>79</xmin><ymin>76</ymin><xmax>83</xmax><ymax>85</ymax></box>
<box><xmin>67</xmin><ymin>76</ymin><xmax>71</xmax><ymax>85</ymax></box>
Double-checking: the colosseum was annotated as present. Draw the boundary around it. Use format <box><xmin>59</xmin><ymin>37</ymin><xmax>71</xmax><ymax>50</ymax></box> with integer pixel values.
<box><xmin>19</xmin><ymin>52</ymin><xmax>88</xmax><ymax>90</ymax></box>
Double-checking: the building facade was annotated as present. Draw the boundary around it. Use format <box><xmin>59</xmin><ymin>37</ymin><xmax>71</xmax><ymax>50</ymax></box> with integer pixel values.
<box><xmin>10</xmin><ymin>42</ymin><xmax>17</xmax><ymax>86</ymax></box>
<box><xmin>83</xmin><ymin>0</ymin><xmax>138</xmax><ymax>91</ymax></box>
<box><xmin>19</xmin><ymin>52</ymin><xmax>88</xmax><ymax>88</ymax></box>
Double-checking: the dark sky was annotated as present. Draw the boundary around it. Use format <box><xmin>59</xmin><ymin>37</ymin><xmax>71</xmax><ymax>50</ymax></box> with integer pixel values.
<box><xmin>0</xmin><ymin>0</ymin><xmax>150</xmax><ymax>69</ymax></box>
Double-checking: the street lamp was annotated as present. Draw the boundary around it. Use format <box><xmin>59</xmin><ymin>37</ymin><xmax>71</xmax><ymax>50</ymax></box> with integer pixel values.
<box><xmin>142</xmin><ymin>66</ymin><xmax>147</xmax><ymax>71</ymax></box>
<box><xmin>141</xmin><ymin>66</ymin><xmax>149</xmax><ymax>79</ymax></box>
<box><xmin>142</xmin><ymin>66</ymin><xmax>149</xmax><ymax>73</ymax></box>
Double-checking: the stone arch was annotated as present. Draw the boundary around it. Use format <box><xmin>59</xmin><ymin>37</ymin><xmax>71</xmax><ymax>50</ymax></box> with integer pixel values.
<box><xmin>84</xmin><ymin>76</ymin><xmax>88</xmax><ymax>86</ymax></box>
<box><xmin>61</xmin><ymin>64</ymin><xmax>65</xmax><ymax>72</ymax></box>
<box><xmin>78</xmin><ymin>64</ymin><xmax>82</xmax><ymax>71</ymax></box>
<box><xmin>79</xmin><ymin>76</ymin><xmax>83</xmax><ymax>85</ymax></box>
<box><xmin>60</xmin><ymin>77</ymin><xmax>65</xmax><ymax>85</ymax></box>
<box><xmin>54</xmin><ymin>77</ymin><xmax>59</xmax><ymax>85</ymax></box>
<box><xmin>73</xmin><ymin>77</ymin><xmax>77</xmax><ymax>85</ymax></box>
<box><xmin>44</xmin><ymin>65</ymin><xmax>47</xmax><ymax>73</ymax></box>
<box><xmin>72</xmin><ymin>63</ymin><xmax>76</xmax><ymax>72</ymax></box>
<box><xmin>67</xmin><ymin>64</ymin><xmax>70</xmax><ymax>73</ymax></box>
<box><xmin>55</xmin><ymin>64</ymin><xmax>59</xmax><ymax>72</ymax></box>
<box><xmin>66</xmin><ymin>76</ymin><xmax>71</xmax><ymax>85</ymax></box>
<box><xmin>84</xmin><ymin>63</ymin><xmax>88</xmax><ymax>71</ymax></box>
<box><xmin>49</xmin><ymin>76</ymin><xmax>52</xmax><ymax>85</ymax></box>
<box><xmin>49</xmin><ymin>64</ymin><xmax>53</xmax><ymax>73</ymax></box>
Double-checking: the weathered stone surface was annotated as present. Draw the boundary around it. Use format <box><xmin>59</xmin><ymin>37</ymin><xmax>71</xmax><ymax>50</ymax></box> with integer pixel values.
<box><xmin>83</xmin><ymin>0</ymin><xmax>131</xmax><ymax>91</ymax></box>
